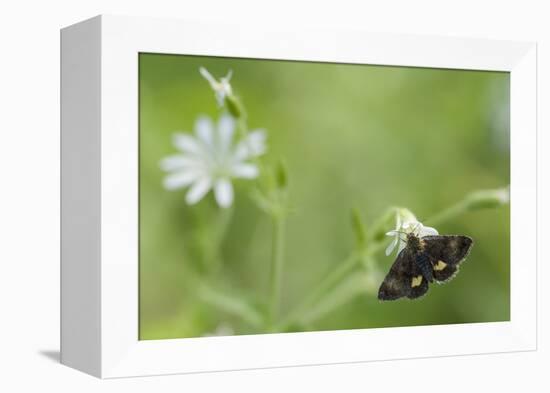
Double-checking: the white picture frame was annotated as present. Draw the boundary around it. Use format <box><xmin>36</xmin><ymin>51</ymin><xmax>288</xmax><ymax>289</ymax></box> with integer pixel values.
<box><xmin>60</xmin><ymin>14</ymin><xmax>537</xmax><ymax>378</ymax></box>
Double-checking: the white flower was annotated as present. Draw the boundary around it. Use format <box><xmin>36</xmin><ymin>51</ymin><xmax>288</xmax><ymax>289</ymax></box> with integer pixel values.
<box><xmin>385</xmin><ymin>209</ymin><xmax>438</xmax><ymax>256</ymax></box>
<box><xmin>161</xmin><ymin>114</ymin><xmax>266</xmax><ymax>208</ymax></box>
<box><xmin>202</xmin><ymin>323</ymin><xmax>234</xmax><ymax>337</ymax></box>
<box><xmin>494</xmin><ymin>186</ymin><xmax>510</xmax><ymax>204</ymax></box>
<box><xmin>467</xmin><ymin>186</ymin><xmax>510</xmax><ymax>208</ymax></box>
<box><xmin>199</xmin><ymin>67</ymin><xmax>233</xmax><ymax>107</ymax></box>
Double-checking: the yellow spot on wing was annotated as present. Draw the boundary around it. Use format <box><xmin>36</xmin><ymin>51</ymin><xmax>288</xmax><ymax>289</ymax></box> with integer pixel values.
<box><xmin>434</xmin><ymin>260</ymin><xmax>447</xmax><ymax>271</ymax></box>
<box><xmin>411</xmin><ymin>275</ymin><xmax>423</xmax><ymax>287</ymax></box>
<box><xmin>420</xmin><ymin>240</ymin><xmax>426</xmax><ymax>250</ymax></box>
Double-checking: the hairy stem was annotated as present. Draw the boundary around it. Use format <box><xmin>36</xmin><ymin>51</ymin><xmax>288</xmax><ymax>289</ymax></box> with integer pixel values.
<box><xmin>268</xmin><ymin>214</ymin><xmax>286</xmax><ymax>329</ymax></box>
<box><xmin>277</xmin><ymin>253</ymin><xmax>359</xmax><ymax>330</ymax></box>
<box><xmin>425</xmin><ymin>200</ymin><xmax>469</xmax><ymax>227</ymax></box>
<box><xmin>206</xmin><ymin>205</ymin><xmax>234</xmax><ymax>273</ymax></box>
<box><xmin>277</xmin><ymin>241</ymin><xmax>386</xmax><ymax>330</ymax></box>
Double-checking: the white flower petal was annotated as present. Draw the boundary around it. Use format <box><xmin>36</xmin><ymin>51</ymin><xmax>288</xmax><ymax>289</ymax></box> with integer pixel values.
<box><xmin>419</xmin><ymin>225</ymin><xmax>438</xmax><ymax>237</ymax></box>
<box><xmin>199</xmin><ymin>67</ymin><xmax>218</xmax><ymax>88</ymax></box>
<box><xmin>160</xmin><ymin>155</ymin><xmax>201</xmax><ymax>171</ymax></box>
<box><xmin>400</xmin><ymin>210</ymin><xmax>417</xmax><ymax>224</ymax></box>
<box><xmin>195</xmin><ymin>116</ymin><xmax>214</xmax><ymax>146</ymax></box>
<box><xmin>173</xmin><ymin>133</ymin><xmax>204</xmax><ymax>155</ymax></box>
<box><xmin>199</xmin><ymin>68</ymin><xmax>233</xmax><ymax>107</ymax></box>
<box><xmin>496</xmin><ymin>187</ymin><xmax>510</xmax><ymax>204</ymax></box>
<box><xmin>214</xmin><ymin>178</ymin><xmax>234</xmax><ymax>208</ymax></box>
<box><xmin>247</xmin><ymin>130</ymin><xmax>267</xmax><ymax>155</ymax></box>
<box><xmin>215</xmin><ymin>91</ymin><xmax>225</xmax><ymax>106</ymax></box>
<box><xmin>402</xmin><ymin>221</ymin><xmax>416</xmax><ymax>231</ymax></box>
<box><xmin>185</xmin><ymin>178</ymin><xmax>212</xmax><ymax>205</ymax></box>
<box><xmin>231</xmin><ymin>163</ymin><xmax>259</xmax><ymax>179</ymax></box>
<box><xmin>385</xmin><ymin>237</ymin><xmax>398</xmax><ymax>256</ymax></box>
<box><xmin>220</xmin><ymin>79</ymin><xmax>232</xmax><ymax>96</ymax></box>
<box><xmin>397</xmin><ymin>241</ymin><xmax>407</xmax><ymax>254</ymax></box>
<box><xmin>162</xmin><ymin>110</ymin><xmax>267</xmax><ymax>205</ymax></box>
<box><xmin>218</xmin><ymin>114</ymin><xmax>235</xmax><ymax>151</ymax></box>
<box><xmin>163</xmin><ymin>171</ymin><xmax>201</xmax><ymax>190</ymax></box>
<box><xmin>384</xmin><ymin>210</ymin><xmax>439</xmax><ymax>258</ymax></box>
<box><xmin>233</xmin><ymin>130</ymin><xmax>267</xmax><ymax>160</ymax></box>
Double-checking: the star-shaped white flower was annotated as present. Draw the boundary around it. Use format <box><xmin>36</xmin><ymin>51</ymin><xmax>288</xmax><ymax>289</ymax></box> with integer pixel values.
<box><xmin>199</xmin><ymin>67</ymin><xmax>233</xmax><ymax>107</ymax></box>
<box><xmin>385</xmin><ymin>209</ymin><xmax>438</xmax><ymax>256</ymax></box>
<box><xmin>161</xmin><ymin>114</ymin><xmax>266</xmax><ymax>208</ymax></box>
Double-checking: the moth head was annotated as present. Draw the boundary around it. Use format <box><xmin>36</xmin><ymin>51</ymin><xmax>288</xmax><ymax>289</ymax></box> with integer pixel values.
<box><xmin>406</xmin><ymin>232</ymin><xmax>421</xmax><ymax>248</ymax></box>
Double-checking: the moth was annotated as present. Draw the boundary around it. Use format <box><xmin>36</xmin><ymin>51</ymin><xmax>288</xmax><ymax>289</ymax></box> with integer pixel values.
<box><xmin>378</xmin><ymin>232</ymin><xmax>473</xmax><ymax>300</ymax></box>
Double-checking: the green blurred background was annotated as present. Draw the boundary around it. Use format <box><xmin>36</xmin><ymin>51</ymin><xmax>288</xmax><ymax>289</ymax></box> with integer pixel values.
<box><xmin>139</xmin><ymin>53</ymin><xmax>510</xmax><ymax>340</ymax></box>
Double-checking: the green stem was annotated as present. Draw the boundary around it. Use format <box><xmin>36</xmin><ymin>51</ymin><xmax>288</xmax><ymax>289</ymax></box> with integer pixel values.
<box><xmin>298</xmin><ymin>272</ymin><xmax>372</xmax><ymax>326</ymax></box>
<box><xmin>208</xmin><ymin>205</ymin><xmax>234</xmax><ymax>273</ymax></box>
<box><xmin>268</xmin><ymin>214</ymin><xmax>285</xmax><ymax>328</ymax></box>
<box><xmin>278</xmin><ymin>241</ymin><xmax>386</xmax><ymax>331</ymax></box>
<box><xmin>276</xmin><ymin>190</ymin><xmax>507</xmax><ymax>331</ymax></box>
<box><xmin>367</xmin><ymin>206</ymin><xmax>398</xmax><ymax>242</ymax></box>
<box><xmin>277</xmin><ymin>253</ymin><xmax>359</xmax><ymax>330</ymax></box>
<box><xmin>426</xmin><ymin>199</ymin><xmax>469</xmax><ymax>227</ymax></box>
<box><xmin>195</xmin><ymin>204</ymin><xmax>234</xmax><ymax>274</ymax></box>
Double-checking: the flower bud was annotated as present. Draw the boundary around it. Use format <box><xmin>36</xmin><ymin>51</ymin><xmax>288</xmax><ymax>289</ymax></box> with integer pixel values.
<box><xmin>225</xmin><ymin>95</ymin><xmax>243</xmax><ymax>118</ymax></box>
<box><xmin>397</xmin><ymin>207</ymin><xmax>417</xmax><ymax>224</ymax></box>
<box><xmin>465</xmin><ymin>186</ymin><xmax>510</xmax><ymax>210</ymax></box>
<box><xmin>275</xmin><ymin>161</ymin><xmax>288</xmax><ymax>190</ymax></box>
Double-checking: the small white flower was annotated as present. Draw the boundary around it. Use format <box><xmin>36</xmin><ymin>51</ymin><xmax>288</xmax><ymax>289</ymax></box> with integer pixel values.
<box><xmin>202</xmin><ymin>323</ymin><xmax>234</xmax><ymax>337</ymax></box>
<box><xmin>385</xmin><ymin>209</ymin><xmax>438</xmax><ymax>256</ymax></box>
<box><xmin>161</xmin><ymin>114</ymin><xmax>266</xmax><ymax>208</ymax></box>
<box><xmin>199</xmin><ymin>67</ymin><xmax>233</xmax><ymax>107</ymax></box>
<box><xmin>495</xmin><ymin>186</ymin><xmax>510</xmax><ymax>204</ymax></box>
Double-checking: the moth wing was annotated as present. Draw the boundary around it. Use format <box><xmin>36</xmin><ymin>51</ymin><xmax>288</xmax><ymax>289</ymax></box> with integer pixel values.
<box><xmin>378</xmin><ymin>248</ymin><xmax>429</xmax><ymax>300</ymax></box>
<box><xmin>378</xmin><ymin>250</ymin><xmax>411</xmax><ymax>301</ymax></box>
<box><xmin>407</xmin><ymin>259</ymin><xmax>430</xmax><ymax>300</ymax></box>
<box><xmin>422</xmin><ymin>235</ymin><xmax>473</xmax><ymax>283</ymax></box>
<box><xmin>432</xmin><ymin>262</ymin><xmax>458</xmax><ymax>283</ymax></box>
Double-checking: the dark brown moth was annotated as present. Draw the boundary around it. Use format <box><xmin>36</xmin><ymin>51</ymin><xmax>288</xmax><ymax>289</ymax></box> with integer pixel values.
<box><xmin>378</xmin><ymin>233</ymin><xmax>473</xmax><ymax>301</ymax></box>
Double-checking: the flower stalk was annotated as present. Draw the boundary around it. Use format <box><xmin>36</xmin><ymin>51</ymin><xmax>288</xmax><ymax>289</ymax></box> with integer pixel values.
<box><xmin>277</xmin><ymin>253</ymin><xmax>359</xmax><ymax>330</ymax></box>
<box><xmin>278</xmin><ymin>187</ymin><xmax>509</xmax><ymax>330</ymax></box>
<box><xmin>268</xmin><ymin>213</ymin><xmax>286</xmax><ymax>329</ymax></box>
<box><xmin>427</xmin><ymin>186</ymin><xmax>509</xmax><ymax>226</ymax></box>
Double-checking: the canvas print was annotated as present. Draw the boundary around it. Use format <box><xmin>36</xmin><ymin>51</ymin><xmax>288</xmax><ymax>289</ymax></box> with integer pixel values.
<box><xmin>139</xmin><ymin>54</ymin><xmax>510</xmax><ymax>340</ymax></box>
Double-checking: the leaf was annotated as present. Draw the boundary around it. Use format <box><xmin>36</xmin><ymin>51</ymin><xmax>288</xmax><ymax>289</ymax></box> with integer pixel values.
<box><xmin>351</xmin><ymin>208</ymin><xmax>367</xmax><ymax>249</ymax></box>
